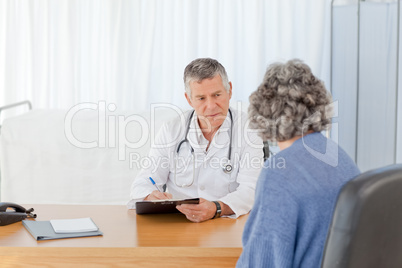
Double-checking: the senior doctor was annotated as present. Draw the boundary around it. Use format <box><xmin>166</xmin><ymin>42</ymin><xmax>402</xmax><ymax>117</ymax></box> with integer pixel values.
<box><xmin>128</xmin><ymin>58</ymin><xmax>263</xmax><ymax>222</ymax></box>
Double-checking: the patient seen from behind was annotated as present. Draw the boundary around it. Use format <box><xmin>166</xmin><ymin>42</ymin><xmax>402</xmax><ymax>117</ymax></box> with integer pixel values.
<box><xmin>236</xmin><ymin>59</ymin><xmax>360</xmax><ymax>268</ymax></box>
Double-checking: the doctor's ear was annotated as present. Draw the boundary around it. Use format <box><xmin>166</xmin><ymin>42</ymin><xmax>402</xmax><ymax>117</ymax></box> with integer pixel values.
<box><xmin>185</xmin><ymin>92</ymin><xmax>193</xmax><ymax>107</ymax></box>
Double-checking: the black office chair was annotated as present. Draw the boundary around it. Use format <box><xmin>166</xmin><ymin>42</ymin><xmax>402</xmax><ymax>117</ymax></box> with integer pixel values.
<box><xmin>321</xmin><ymin>164</ymin><xmax>402</xmax><ymax>268</ymax></box>
<box><xmin>263</xmin><ymin>140</ymin><xmax>270</xmax><ymax>161</ymax></box>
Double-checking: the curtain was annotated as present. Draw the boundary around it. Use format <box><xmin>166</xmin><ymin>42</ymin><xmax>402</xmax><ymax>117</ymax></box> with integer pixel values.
<box><xmin>0</xmin><ymin>0</ymin><xmax>331</xmax><ymax>114</ymax></box>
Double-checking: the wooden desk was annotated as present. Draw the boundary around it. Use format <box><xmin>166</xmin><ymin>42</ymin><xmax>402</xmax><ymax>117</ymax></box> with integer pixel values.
<box><xmin>0</xmin><ymin>205</ymin><xmax>247</xmax><ymax>267</ymax></box>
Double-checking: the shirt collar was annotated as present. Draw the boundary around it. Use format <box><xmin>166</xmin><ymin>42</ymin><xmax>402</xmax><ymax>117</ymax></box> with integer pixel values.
<box><xmin>189</xmin><ymin>109</ymin><xmax>232</xmax><ymax>144</ymax></box>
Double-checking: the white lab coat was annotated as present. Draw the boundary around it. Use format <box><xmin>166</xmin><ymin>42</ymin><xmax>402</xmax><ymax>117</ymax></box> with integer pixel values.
<box><xmin>128</xmin><ymin>108</ymin><xmax>263</xmax><ymax>218</ymax></box>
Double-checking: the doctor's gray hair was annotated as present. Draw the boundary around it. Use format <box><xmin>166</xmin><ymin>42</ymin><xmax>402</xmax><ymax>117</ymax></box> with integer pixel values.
<box><xmin>183</xmin><ymin>58</ymin><xmax>230</xmax><ymax>98</ymax></box>
<box><xmin>248</xmin><ymin>59</ymin><xmax>333</xmax><ymax>142</ymax></box>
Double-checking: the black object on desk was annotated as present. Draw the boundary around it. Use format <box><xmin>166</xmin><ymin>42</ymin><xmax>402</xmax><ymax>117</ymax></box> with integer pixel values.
<box><xmin>136</xmin><ymin>198</ymin><xmax>200</xmax><ymax>214</ymax></box>
<box><xmin>0</xmin><ymin>202</ymin><xmax>37</xmax><ymax>226</ymax></box>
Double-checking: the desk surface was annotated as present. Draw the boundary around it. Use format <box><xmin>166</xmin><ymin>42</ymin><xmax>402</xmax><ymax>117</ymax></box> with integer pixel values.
<box><xmin>0</xmin><ymin>205</ymin><xmax>247</xmax><ymax>267</ymax></box>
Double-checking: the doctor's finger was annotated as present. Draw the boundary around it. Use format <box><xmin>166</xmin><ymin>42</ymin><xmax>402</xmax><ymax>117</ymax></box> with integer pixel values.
<box><xmin>175</xmin><ymin>205</ymin><xmax>194</xmax><ymax>215</ymax></box>
<box><xmin>183</xmin><ymin>213</ymin><xmax>199</xmax><ymax>223</ymax></box>
<box><xmin>177</xmin><ymin>208</ymin><xmax>200</xmax><ymax>222</ymax></box>
<box><xmin>148</xmin><ymin>191</ymin><xmax>171</xmax><ymax>200</ymax></box>
<box><xmin>154</xmin><ymin>191</ymin><xmax>172</xmax><ymax>199</ymax></box>
<box><xmin>177</xmin><ymin>206</ymin><xmax>209</xmax><ymax>223</ymax></box>
<box><xmin>178</xmin><ymin>203</ymin><xmax>203</xmax><ymax>211</ymax></box>
<box><xmin>164</xmin><ymin>192</ymin><xmax>173</xmax><ymax>199</ymax></box>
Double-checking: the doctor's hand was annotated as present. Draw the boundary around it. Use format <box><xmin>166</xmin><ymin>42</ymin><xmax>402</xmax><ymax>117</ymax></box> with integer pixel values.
<box><xmin>144</xmin><ymin>190</ymin><xmax>173</xmax><ymax>200</ymax></box>
<box><xmin>176</xmin><ymin>198</ymin><xmax>216</xmax><ymax>223</ymax></box>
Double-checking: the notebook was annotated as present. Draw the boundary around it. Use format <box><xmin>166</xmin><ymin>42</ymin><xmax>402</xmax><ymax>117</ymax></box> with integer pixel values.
<box><xmin>22</xmin><ymin>219</ymin><xmax>103</xmax><ymax>241</ymax></box>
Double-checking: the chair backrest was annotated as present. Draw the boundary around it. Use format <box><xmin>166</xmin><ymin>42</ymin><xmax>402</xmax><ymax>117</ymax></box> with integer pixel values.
<box><xmin>263</xmin><ymin>140</ymin><xmax>270</xmax><ymax>161</ymax></box>
<box><xmin>321</xmin><ymin>164</ymin><xmax>402</xmax><ymax>268</ymax></box>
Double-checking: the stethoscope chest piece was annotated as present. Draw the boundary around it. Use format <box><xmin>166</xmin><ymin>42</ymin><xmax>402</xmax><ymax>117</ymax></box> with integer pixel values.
<box><xmin>223</xmin><ymin>162</ymin><xmax>233</xmax><ymax>174</ymax></box>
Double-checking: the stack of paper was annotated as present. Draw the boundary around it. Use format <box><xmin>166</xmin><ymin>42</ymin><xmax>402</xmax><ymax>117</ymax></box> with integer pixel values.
<box><xmin>50</xmin><ymin>218</ymin><xmax>98</xmax><ymax>233</ymax></box>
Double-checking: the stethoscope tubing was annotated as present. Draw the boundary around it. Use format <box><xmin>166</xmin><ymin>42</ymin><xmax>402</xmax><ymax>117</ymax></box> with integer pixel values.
<box><xmin>174</xmin><ymin>109</ymin><xmax>234</xmax><ymax>187</ymax></box>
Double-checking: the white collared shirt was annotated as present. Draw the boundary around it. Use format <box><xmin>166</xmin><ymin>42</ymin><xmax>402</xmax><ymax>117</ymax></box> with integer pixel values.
<box><xmin>128</xmin><ymin>108</ymin><xmax>263</xmax><ymax>218</ymax></box>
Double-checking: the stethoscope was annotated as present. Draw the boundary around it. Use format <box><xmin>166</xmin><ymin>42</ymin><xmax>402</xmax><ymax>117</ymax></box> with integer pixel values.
<box><xmin>174</xmin><ymin>109</ymin><xmax>233</xmax><ymax>187</ymax></box>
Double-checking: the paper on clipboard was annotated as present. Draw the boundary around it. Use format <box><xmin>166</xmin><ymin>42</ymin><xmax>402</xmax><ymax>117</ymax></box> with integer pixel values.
<box><xmin>135</xmin><ymin>198</ymin><xmax>200</xmax><ymax>214</ymax></box>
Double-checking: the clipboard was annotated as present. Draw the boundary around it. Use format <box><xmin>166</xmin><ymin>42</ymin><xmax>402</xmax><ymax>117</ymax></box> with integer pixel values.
<box><xmin>135</xmin><ymin>198</ymin><xmax>200</xmax><ymax>214</ymax></box>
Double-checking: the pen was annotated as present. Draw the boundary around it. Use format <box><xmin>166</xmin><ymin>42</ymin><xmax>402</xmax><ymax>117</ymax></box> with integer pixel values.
<box><xmin>149</xmin><ymin>177</ymin><xmax>161</xmax><ymax>192</ymax></box>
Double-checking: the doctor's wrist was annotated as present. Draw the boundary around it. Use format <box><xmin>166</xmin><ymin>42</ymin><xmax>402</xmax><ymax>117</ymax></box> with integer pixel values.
<box><xmin>212</xmin><ymin>201</ymin><xmax>222</xmax><ymax>219</ymax></box>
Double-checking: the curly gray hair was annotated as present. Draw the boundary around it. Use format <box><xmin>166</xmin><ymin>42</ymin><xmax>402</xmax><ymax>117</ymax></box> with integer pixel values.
<box><xmin>248</xmin><ymin>59</ymin><xmax>333</xmax><ymax>142</ymax></box>
<box><xmin>183</xmin><ymin>58</ymin><xmax>230</xmax><ymax>98</ymax></box>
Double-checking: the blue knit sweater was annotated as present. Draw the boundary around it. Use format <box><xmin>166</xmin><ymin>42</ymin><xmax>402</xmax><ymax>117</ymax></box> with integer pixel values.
<box><xmin>237</xmin><ymin>133</ymin><xmax>360</xmax><ymax>268</ymax></box>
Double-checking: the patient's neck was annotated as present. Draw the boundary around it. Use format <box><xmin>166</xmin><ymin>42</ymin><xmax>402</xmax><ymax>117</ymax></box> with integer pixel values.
<box><xmin>277</xmin><ymin>130</ymin><xmax>314</xmax><ymax>151</ymax></box>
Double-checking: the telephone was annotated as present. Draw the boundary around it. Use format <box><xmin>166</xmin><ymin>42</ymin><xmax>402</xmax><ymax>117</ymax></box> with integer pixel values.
<box><xmin>0</xmin><ymin>202</ymin><xmax>37</xmax><ymax>226</ymax></box>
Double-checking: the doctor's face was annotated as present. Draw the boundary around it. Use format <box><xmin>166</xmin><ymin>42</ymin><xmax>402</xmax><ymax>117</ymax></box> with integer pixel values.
<box><xmin>185</xmin><ymin>74</ymin><xmax>232</xmax><ymax>131</ymax></box>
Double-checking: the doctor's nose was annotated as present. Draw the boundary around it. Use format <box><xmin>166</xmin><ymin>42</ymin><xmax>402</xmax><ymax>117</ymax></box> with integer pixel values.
<box><xmin>205</xmin><ymin>98</ymin><xmax>218</xmax><ymax>110</ymax></box>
